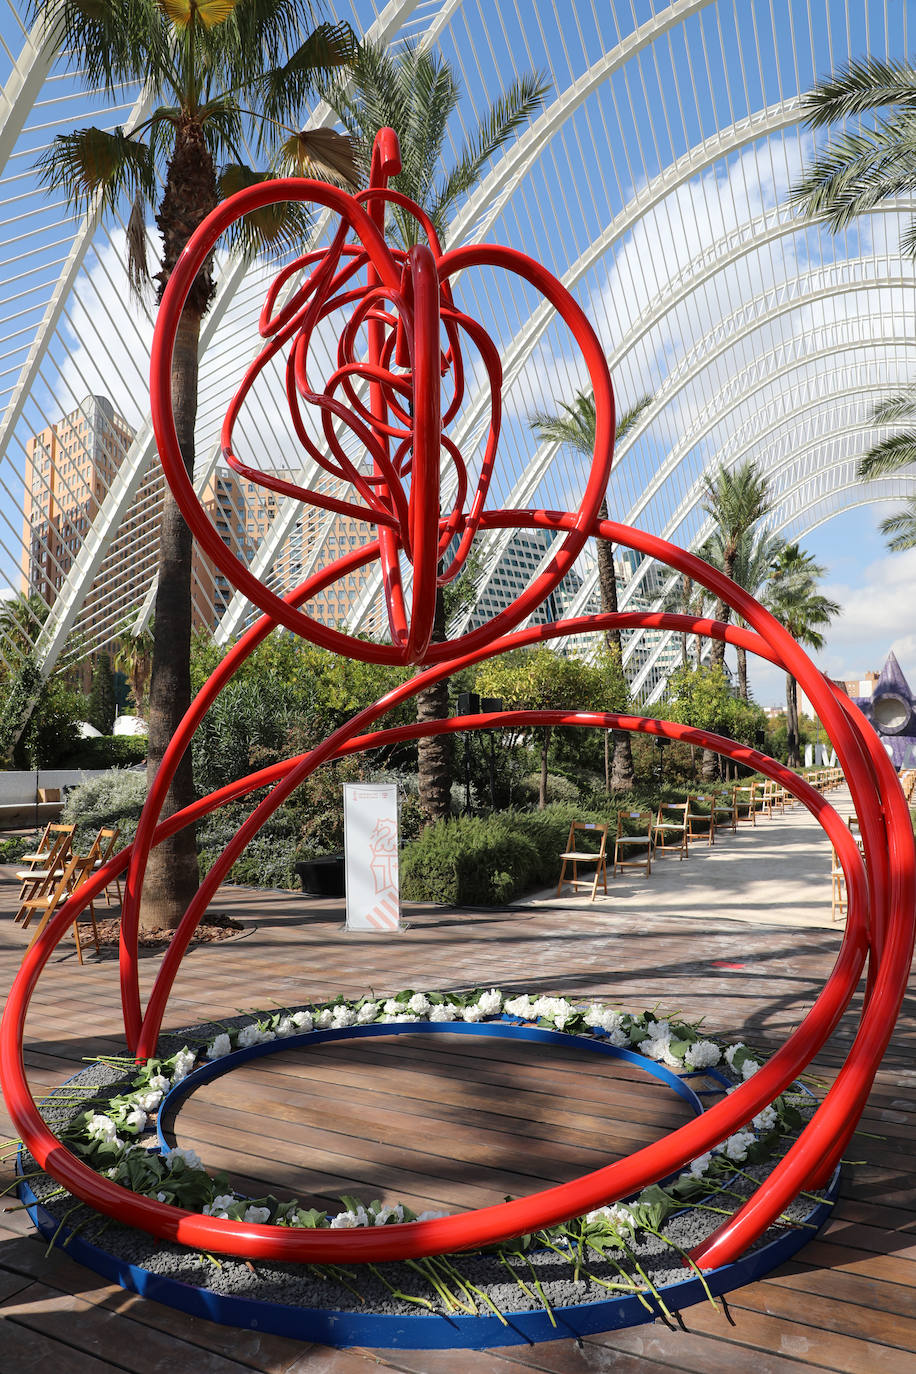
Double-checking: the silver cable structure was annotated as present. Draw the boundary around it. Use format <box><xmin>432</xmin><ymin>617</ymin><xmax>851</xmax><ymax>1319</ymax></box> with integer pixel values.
<box><xmin>0</xmin><ymin>0</ymin><xmax>913</xmax><ymax>699</ymax></box>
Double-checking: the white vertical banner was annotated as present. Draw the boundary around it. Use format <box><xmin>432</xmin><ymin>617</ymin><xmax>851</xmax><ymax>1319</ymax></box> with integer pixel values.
<box><xmin>343</xmin><ymin>783</ymin><xmax>401</xmax><ymax>932</ymax></box>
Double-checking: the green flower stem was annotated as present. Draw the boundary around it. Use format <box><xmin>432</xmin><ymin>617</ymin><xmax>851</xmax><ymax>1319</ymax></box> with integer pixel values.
<box><xmin>45</xmin><ymin>1201</ymin><xmax>84</xmax><ymax>1256</ymax></box>
<box><xmin>368</xmin><ymin>1262</ymin><xmax>436</xmax><ymax>1312</ymax></box>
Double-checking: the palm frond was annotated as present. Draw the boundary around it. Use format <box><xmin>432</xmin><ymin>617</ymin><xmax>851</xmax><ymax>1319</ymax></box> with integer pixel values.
<box><xmin>217</xmin><ymin>163</ymin><xmax>313</xmax><ymax>255</ymax></box>
<box><xmin>279</xmin><ymin>128</ymin><xmax>359</xmax><ymax>187</ymax></box>
<box><xmin>615</xmin><ymin>395</ymin><xmax>654</xmax><ymax>442</ymax></box>
<box><xmin>430</xmin><ymin>72</ymin><xmax>550</xmax><ymax>235</ymax></box>
<box><xmin>897</xmin><ymin>217</ymin><xmax>916</xmax><ymax>258</ymax></box>
<box><xmin>789</xmin><ymin>113</ymin><xmax>916</xmax><ymax>228</ymax></box>
<box><xmin>857</xmin><ymin>431</ymin><xmax>916</xmax><ymax>480</ymax></box>
<box><xmin>255</xmin><ymin>21</ymin><xmax>358</xmax><ymax>126</ymax></box>
<box><xmin>33</xmin><ymin>0</ymin><xmax>173</xmax><ymax>90</ymax></box>
<box><xmin>879</xmin><ymin>499</ymin><xmax>916</xmax><ymax>552</ymax></box>
<box><xmin>159</xmin><ymin>0</ymin><xmax>240</xmax><ymax>30</ymax></box>
<box><xmin>870</xmin><ymin>386</ymin><xmax>916</xmax><ymax>425</ymax></box>
<box><xmin>800</xmin><ymin>55</ymin><xmax>916</xmax><ymax>126</ymax></box>
<box><xmin>36</xmin><ymin>126</ymin><xmax>156</xmax><ymax>212</ymax></box>
<box><xmin>126</xmin><ymin>191</ymin><xmax>151</xmax><ymax>294</ymax></box>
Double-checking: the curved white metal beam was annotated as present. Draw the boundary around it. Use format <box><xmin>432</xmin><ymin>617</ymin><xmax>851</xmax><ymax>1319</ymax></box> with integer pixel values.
<box><xmin>344</xmin><ymin>95</ymin><xmax>811</xmax><ymax>638</ymax></box>
<box><xmin>455</xmin><ymin>252</ymin><xmax>913</xmax><ymax>635</ymax></box>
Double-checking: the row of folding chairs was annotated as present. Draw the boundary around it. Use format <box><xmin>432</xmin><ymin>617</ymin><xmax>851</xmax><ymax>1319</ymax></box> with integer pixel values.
<box><xmin>13</xmin><ymin>822</ymin><xmax>121</xmax><ymax>963</ymax></box>
<box><xmin>806</xmin><ymin>767</ymin><xmax>844</xmax><ymax>794</ymax></box>
<box><xmin>557</xmin><ymin>778</ymin><xmax>800</xmax><ymax>901</ymax></box>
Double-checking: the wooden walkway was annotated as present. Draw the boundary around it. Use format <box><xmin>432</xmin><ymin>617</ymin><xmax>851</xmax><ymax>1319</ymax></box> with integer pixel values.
<box><xmin>1</xmin><ymin>795</ymin><xmax>915</xmax><ymax>1373</ymax></box>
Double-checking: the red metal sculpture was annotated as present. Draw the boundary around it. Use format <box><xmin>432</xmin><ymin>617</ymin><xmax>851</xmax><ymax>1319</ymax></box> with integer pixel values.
<box><xmin>2</xmin><ymin>130</ymin><xmax>914</xmax><ymax>1283</ymax></box>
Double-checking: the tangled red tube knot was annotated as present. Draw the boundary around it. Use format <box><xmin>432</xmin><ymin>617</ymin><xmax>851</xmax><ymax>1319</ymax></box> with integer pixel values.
<box><xmin>2</xmin><ymin>130</ymin><xmax>913</xmax><ymax>1274</ymax></box>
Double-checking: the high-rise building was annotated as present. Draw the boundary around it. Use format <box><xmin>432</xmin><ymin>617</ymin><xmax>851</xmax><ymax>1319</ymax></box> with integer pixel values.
<box><xmin>22</xmin><ymin>396</ymin><xmax>278</xmax><ymax>640</ymax></box>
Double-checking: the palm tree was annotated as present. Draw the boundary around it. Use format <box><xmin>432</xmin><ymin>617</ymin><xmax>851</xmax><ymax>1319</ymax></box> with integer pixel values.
<box><xmin>324</xmin><ymin>40</ymin><xmax>548</xmax><ymax>824</ymax></box>
<box><xmin>700</xmin><ymin>459</ymin><xmax>774</xmax><ymax>672</ymax></box>
<box><xmin>702</xmin><ymin>526</ymin><xmax>786</xmax><ymax>700</ymax></box>
<box><xmin>530</xmin><ymin>391</ymin><xmax>652</xmax><ymax>792</ymax></box>
<box><xmin>767</xmin><ymin>544</ymin><xmax>840</xmax><ymax>768</ymax></box>
<box><xmin>113</xmin><ymin>621</ymin><xmax>155</xmax><ymax>719</ymax></box>
<box><xmin>791</xmin><ymin>58</ymin><xmax>916</xmax><ymax>547</ymax></box>
<box><xmin>324</xmin><ymin>40</ymin><xmax>548</xmax><ymax>248</ymax></box>
<box><xmin>34</xmin><ymin>1</ymin><xmax>357</xmax><ymax>929</ymax></box>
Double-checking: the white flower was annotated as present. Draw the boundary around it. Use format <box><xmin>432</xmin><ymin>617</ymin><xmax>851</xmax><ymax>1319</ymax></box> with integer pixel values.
<box><xmin>429</xmin><ymin>1003</ymin><xmax>457</xmax><ymax>1022</ymax></box>
<box><xmin>724</xmin><ymin>1042</ymin><xmax>746</xmax><ymax>1067</ymax></box>
<box><xmin>684</xmin><ymin>1040</ymin><xmax>721</xmax><ymax>1070</ymax></box>
<box><xmin>331</xmin><ymin>1005</ymin><xmax>357</xmax><ymax>1028</ymax></box>
<box><xmin>383</xmin><ymin>998</ymin><xmax>401</xmax><ymax>1015</ymax></box>
<box><xmin>148</xmin><ymin>1074</ymin><xmax>169</xmax><ymax>1094</ymax></box>
<box><xmin>237</xmin><ymin>1023</ymin><xmax>273</xmax><ymax>1049</ymax></box>
<box><xmin>292</xmin><ymin>1011</ymin><xmax>313</xmax><ymax>1031</ymax></box>
<box><xmin>274</xmin><ymin>1018</ymin><xmax>296</xmax><ymax>1038</ymax></box>
<box><xmin>165</xmin><ymin>1146</ymin><xmax>203</xmax><ymax>1172</ymax></box>
<box><xmin>356</xmin><ymin>1001</ymin><xmax>379</xmax><ymax>1024</ymax></box>
<box><xmin>415</xmin><ymin>1209</ymin><xmax>448</xmax><ymax>1221</ymax></box>
<box><xmin>133</xmin><ymin>1089</ymin><xmax>163</xmax><ymax>1113</ymax></box>
<box><xmin>124</xmin><ymin>1107</ymin><xmax>147</xmax><ymax>1133</ymax></box>
<box><xmin>462</xmin><ymin>1005</ymin><xmax>482</xmax><ymax>1022</ymax></box>
<box><xmin>642</xmin><ymin>1034</ymin><xmax>670</xmax><ymax>1062</ymax></box>
<box><xmin>504</xmin><ymin>994</ymin><xmax>535</xmax><ymax>1019</ymax></box>
<box><xmin>170</xmin><ymin>1048</ymin><xmax>197</xmax><ymax>1083</ymax></box>
<box><xmin>584</xmin><ymin>1004</ymin><xmax>623</xmax><ymax>1035</ymax></box>
<box><xmin>243</xmin><ymin>1205</ymin><xmax>271</xmax><ymax>1224</ymax></box>
<box><xmin>206</xmin><ymin>1033</ymin><xmax>232</xmax><ymax>1060</ymax></box>
<box><xmin>407</xmin><ymin>993</ymin><xmax>431</xmax><ymax>1015</ymax></box>
<box><xmin>86</xmin><ymin>1113</ymin><xmax>121</xmax><ymax>1144</ymax></box>
<box><xmin>752</xmin><ymin>1104</ymin><xmax>778</xmax><ymax>1132</ymax></box>
<box><xmin>741</xmin><ymin>1058</ymin><xmax>761</xmax><ymax>1080</ymax></box>
<box><xmin>721</xmin><ymin>1130</ymin><xmax>756</xmax><ymax>1162</ymax></box>
<box><xmin>688</xmin><ymin>1152</ymin><xmax>712</xmax><ymax>1179</ymax></box>
<box><xmin>381</xmin><ymin>1011</ymin><xmax>420</xmax><ymax>1023</ymax></box>
<box><xmin>373</xmin><ymin>1204</ymin><xmax>404</xmax><ymax>1225</ymax></box>
<box><xmin>315</xmin><ymin>1008</ymin><xmax>334</xmax><ymax>1029</ymax></box>
<box><xmin>203</xmin><ymin>1193</ymin><xmax>236</xmax><ymax>1217</ymax></box>
<box><xmin>586</xmin><ymin>1203</ymin><xmax>635</xmax><ymax>1231</ymax></box>
<box><xmin>329</xmin><ymin>1206</ymin><xmax>369</xmax><ymax>1228</ymax></box>
<box><xmin>476</xmin><ymin>989</ymin><xmax>502</xmax><ymax>1016</ymax></box>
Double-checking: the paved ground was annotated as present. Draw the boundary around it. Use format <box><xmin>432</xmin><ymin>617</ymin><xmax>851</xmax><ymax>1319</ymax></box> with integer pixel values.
<box><xmin>0</xmin><ymin>782</ymin><xmax>914</xmax><ymax>1373</ymax></box>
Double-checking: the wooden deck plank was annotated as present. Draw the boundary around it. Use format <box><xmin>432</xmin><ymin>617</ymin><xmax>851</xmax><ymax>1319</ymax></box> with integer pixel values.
<box><xmin>2</xmin><ymin>825</ymin><xmax>916</xmax><ymax>1373</ymax></box>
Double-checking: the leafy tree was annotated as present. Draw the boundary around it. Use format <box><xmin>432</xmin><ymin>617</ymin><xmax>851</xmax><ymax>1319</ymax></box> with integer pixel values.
<box><xmin>33</xmin><ymin>0</ymin><xmax>357</xmax><ymax>928</ymax></box>
<box><xmin>660</xmin><ymin>663</ymin><xmax>766</xmax><ymax>779</ymax></box>
<box><xmin>476</xmin><ymin>647</ymin><xmax>612</xmax><ymax>809</ymax></box>
<box><xmin>766</xmin><ymin>544</ymin><xmax>840</xmax><ymax>768</ymax></box>
<box><xmin>530</xmin><ymin>391</ymin><xmax>652</xmax><ymax>791</ymax></box>
<box><xmin>700</xmin><ymin>526</ymin><xmax>786</xmax><ymax>700</ymax></box>
<box><xmin>113</xmin><ymin>622</ymin><xmax>155</xmax><ymax>718</ymax></box>
<box><xmin>700</xmin><ymin>459</ymin><xmax>774</xmax><ymax>672</ymax></box>
<box><xmin>323</xmin><ymin>38</ymin><xmax>548</xmax><ymax>824</ymax></box>
<box><xmin>88</xmin><ymin>653</ymin><xmax>117</xmax><ymax>735</ymax></box>
<box><xmin>791</xmin><ymin>58</ymin><xmax>916</xmax><ymax>547</ymax></box>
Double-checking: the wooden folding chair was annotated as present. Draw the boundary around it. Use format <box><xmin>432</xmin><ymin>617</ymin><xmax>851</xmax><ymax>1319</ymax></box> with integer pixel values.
<box><xmin>652</xmin><ymin>801</ymin><xmax>689</xmax><ymax>860</ymax></box>
<box><xmin>15</xmin><ymin>827</ymin><xmax>74</xmax><ymax>914</ymax></box>
<box><xmin>733</xmin><ymin>784</ymin><xmax>756</xmax><ymax>824</ymax></box>
<box><xmin>88</xmin><ymin>826</ymin><xmax>122</xmax><ymax>906</ymax></box>
<box><xmin>16</xmin><ymin>821</ymin><xmax>55</xmax><ymax>870</ymax></box>
<box><xmin>686</xmin><ymin>794</ymin><xmax>715</xmax><ymax>847</ymax></box>
<box><xmin>557</xmin><ymin>820</ymin><xmax>609</xmax><ymax>900</ymax></box>
<box><xmin>21</xmin><ymin>852</ymin><xmax>100</xmax><ymax>963</ymax></box>
<box><xmin>613</xmin><ymin>810</ymin><xmax>653</xmax><ymax>877</ymax></box>
<box><xmin>830</xmin><ymin>847</ymin><xmax>847</xmax><ymax>922</ymax></box>
<box><xmin>712</xmin><ymin>787</ymin><xmax>738</xmax><ymax>835</ymax></box>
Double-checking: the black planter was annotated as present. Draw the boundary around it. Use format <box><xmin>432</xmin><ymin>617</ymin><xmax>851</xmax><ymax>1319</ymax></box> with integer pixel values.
<box><xmin>294</xmin><ymin>854</ymin><xmax>345</xmax><ymax>898</ymax></box>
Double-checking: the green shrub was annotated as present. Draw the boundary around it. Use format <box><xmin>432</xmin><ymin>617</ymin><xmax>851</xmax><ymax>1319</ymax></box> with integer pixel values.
<box><xmin>62</xmin><ymin>769</ymin><xmax>148</xmax><ymax>850</ymax></box>
<box><xmin>400</xmin><ymin>813</ymin><xmax>540</xmax><ymax>905</ymax></box>
<box><xmin>59</xmin><ymin>736</ymin><xmax>147</xmax><ymax>770</ymax></box>
<box><xmin>197</xmin><ymin>800</ymin><xmax>304</xmax><ymax>889</ymax></box>
<box><xmin>0</xmin><ymin>832</ymin><xmax>35</xmax><ymax>864</ymax></box>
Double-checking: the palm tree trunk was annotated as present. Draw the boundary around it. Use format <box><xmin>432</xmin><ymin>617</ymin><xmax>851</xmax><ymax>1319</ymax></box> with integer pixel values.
<box><xmin>596</xmin><ymin>498</ymin><xmax>635</xmax><ymax>792</ymax></box>
<box><xmin>737</xmin><ymin>645</ymin><xmax>748</xmax><ymax>700</ymax></box>
<box><xmin>141</xmin><ymin>308</ymin><xmax>201</xmax><ymax>931</ymax></box>
<box><xmin>785</xmin><ymin>672</ymin><xmax>800</xmax><ymax>768</ymax></box>
<box><xmin>140</xmin><ymin>120</ymin><xmax>217</xmax><ymax>932</ymax></box>
<box><xmin>539</xmin><ymin>726</ymin><xmax>550</xmax><ymax>809</ymax></box>
<box><xmin>416</xmin><ymin>587</ymin><xmax>452</xmax><ymax>824</ymax></box>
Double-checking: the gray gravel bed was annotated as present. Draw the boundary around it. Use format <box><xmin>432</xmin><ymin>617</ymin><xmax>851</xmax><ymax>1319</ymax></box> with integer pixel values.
<box><xmin>16</xmin><ymin>1019</ymin><xmax>827</xmax><ymax>1320</ymax></box>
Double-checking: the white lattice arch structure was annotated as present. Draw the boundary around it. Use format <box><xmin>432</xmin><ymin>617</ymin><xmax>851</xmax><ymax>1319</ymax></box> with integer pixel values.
<box><xmin>0</xmin><ymin>0</ymin><xmax>914</xmax><ymax>694</ymax></box>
